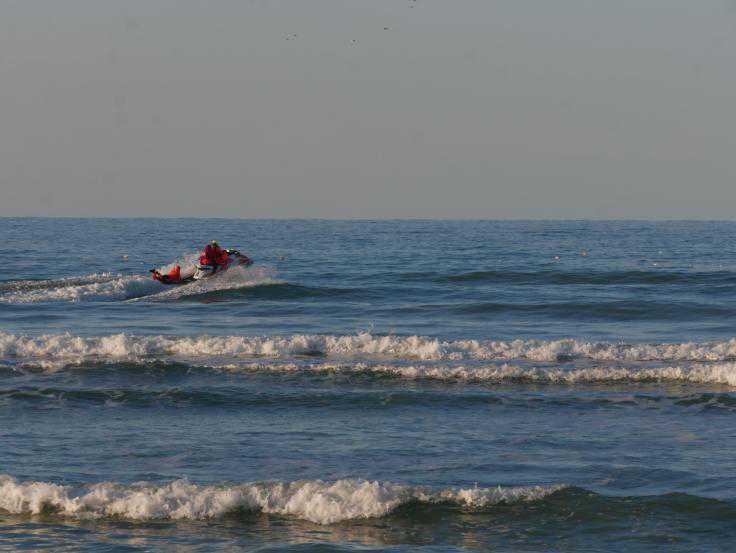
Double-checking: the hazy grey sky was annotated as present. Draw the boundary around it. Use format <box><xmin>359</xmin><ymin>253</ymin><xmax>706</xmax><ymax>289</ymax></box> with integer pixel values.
<box><xmin>2</xmin><ymin>0</ymin><xmax>735</xmax><ymax>218</ymax></box>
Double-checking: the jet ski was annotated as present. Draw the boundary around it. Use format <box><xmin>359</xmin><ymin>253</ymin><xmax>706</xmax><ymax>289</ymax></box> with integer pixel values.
<box><xmin>150</xmin><ymin>249</ymin><xmax>253</xmax><ymax>285</ymax></box>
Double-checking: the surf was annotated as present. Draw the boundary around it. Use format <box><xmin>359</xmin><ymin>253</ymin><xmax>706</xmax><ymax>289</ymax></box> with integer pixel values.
<box><xmin>4</xmin><ymin>331</ymin><xmax>736</xmax><ymax>363</ymax></box>
<box><xmin>0</xmin><ymin>474</ymin><xmax>563</xmax><ymax>524</ymax></box>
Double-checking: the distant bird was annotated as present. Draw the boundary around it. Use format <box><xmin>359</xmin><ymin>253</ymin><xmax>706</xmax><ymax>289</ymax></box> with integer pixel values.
<box><xmin>581</xmin><ymin>250</ymin><xmax>588</xmax><ymax>257</ymax></box>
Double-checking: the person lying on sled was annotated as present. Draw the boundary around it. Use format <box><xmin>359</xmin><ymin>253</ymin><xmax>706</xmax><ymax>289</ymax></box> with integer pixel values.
<box><xmin>150</xmin><ymin>264</ymin><xmax>182</xmax><ymax>284</ymax></box>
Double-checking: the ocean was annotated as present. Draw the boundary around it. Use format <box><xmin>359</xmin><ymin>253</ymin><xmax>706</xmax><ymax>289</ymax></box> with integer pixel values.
<box><xmin>1</xmin><ymin>218</ymin><xmax>736</xmax><ymax>551</ymax></box>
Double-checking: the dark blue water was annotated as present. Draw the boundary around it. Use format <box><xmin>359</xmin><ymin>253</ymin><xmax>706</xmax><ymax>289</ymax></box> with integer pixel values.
<box><xmin>2</xmin><ymin>219</ymin><xmax>736</xmax><ymax>551</ymax></box>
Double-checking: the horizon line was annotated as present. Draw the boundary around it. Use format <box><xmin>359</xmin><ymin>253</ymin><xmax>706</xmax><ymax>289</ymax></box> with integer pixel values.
<box><xmin>2</xmin><ymin>215</ymin><xmax>736</xmax><ymax>223</ymax></box>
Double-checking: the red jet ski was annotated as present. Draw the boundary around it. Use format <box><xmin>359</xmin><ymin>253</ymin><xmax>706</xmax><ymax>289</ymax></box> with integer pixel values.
<box><xmin>150</xmin><ymin>249</ymin><xmax>253</xmax><ymax>285</ymax></box>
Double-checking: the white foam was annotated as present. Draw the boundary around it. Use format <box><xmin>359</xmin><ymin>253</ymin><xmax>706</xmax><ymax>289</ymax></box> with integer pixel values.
<box><xmin>0</xmin><ymin>275</ymin><xmax>165</xmax><ymax>303</ymax></box>
<box><xmin>11</xmin><ymin>356</ymin><xmax>736</xmax><ymax>386</ymax></box>
<box><xmin>0</xmin><ymin>273</ymin><xmax>121</xmax><ymax>293</ymax></box>
<box><xmin>0</xmin><ymin>263</ymin><xmax>279</xmax><ymax>303</ymax></box>
<box><xmin>196</xmin><ymin>360</ymin><xmax>736</xmax><ymax>386</ymax></box>
<box><xmin>452</xmin><ymin>338</ymin><xmax>736</xmax><ymax>363</ymax></box>
<box><xmin>0</xmin><ymin>475</ymin><xmax>562</xmax><ymax>524</ymax></box>
<box><xmin>362</xmin><ymin>362</ymin><xmax>736</xmax><ymax>386</ymax></box>
<box><xmin>143</xmin><ymin>266</ymin><xmax>281</xmax><ymax>302</ymax></box>
<box><xmin>3</xmin><ymin>332</ymin><xmax>736</xmax><ymax>363</ymax></box>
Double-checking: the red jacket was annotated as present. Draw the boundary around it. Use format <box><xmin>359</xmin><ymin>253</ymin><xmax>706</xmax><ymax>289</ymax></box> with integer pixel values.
<box><xmin>200</xmin><ymin>244</ymin><xmax>228</xmax><ymax>266</ymax></box>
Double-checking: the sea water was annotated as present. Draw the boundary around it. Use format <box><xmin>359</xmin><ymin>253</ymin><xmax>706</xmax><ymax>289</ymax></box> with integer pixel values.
<box><xmin>1</xmin><ymin>218</ymin><xmax>736</xmax><ymax>551</ymax></box>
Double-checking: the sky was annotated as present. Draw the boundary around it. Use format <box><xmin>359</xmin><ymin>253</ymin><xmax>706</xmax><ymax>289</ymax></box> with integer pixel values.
<box><xmin>1</xmin><ymin>0</ymin><xmax>735</xmax><ymax>219</ymax></box>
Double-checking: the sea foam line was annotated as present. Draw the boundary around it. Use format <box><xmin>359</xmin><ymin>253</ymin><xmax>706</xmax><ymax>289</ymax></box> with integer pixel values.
<box><xmin>200</xmin><ymin>361</ymin><xmax>736</xmax><ymax>386</ymax></box>
<box><xmin>0</xmin><ymin>475</ymin><xmax>562</xmax><ymax>524</ymax></box>
<box><xmin>7</xmin><ymin>356</ymin><xmax>736</xmax><ymax>387</ymax></box>
<box><xmin>3</xmin><ymin>332</ymin><xmax>736</xmax><ymax>363</ymax></box>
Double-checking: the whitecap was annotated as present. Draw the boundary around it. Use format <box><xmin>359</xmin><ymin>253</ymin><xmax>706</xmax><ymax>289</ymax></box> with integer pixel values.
<box><xmin>0</xmin><ymin>475</ymin><xmax>563</xmax><ymax>524</ymax></box>
<box><xmin>3</xmin><ymin>331</ymin><xmax>736</xmax><ymax>363</ymax></box>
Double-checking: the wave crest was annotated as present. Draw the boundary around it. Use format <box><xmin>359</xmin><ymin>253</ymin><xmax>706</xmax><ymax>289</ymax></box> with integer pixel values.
<box><xmin>0</xmin><ymin>475</ymin><xmax>561</xmax><ymax>524</ymax></box>
<box><xmin>3</xmin><ymin>332</ymin><xmax>736</xmax><ymax>363</ymax></box>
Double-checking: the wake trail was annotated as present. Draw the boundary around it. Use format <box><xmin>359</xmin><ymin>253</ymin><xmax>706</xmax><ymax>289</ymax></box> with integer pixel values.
<box><xmin>0</xmin><ymin>259</ymin><xmax>279</xmax><ymax>304</ymax></box>
<box><xmin>139</xmin><ymin>266</ymin><xmax>281</xmax><ymax>302</ymax></box>
<box><xmin>0</xmin><ymin>274</ymin><xmax>164</xmax><ymax>303</ymax></box>
<box><xmin>0</xmin><ymin>273</ymin><xmax>122</xmax><ymax>293</ymax></box>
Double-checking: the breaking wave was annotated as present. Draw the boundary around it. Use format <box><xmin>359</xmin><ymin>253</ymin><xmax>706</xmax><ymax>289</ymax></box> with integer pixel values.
<box><xmin>4</xmin><ymin>331</ymin><xmax>736</xmax><ymax>363</ymax></box>
<box><xmin>0</xmin><ymin>475</ymin><xmax>562</xmax><ymax>524</ymax></box>
<box><xmin>4</xmin><ymin>332</ymin><xmax>736</xmax><ymax>385</ymax></box>
<box><xmin>122</xmin><ymin>359</ymin><xmax>736</xmax><ymax>387</ymax></box>
<box><xmin>8</xmin><ymin>359</ymin><xmax>736</xmax><ymax>386</ymax></box>
<box><xmin>236</xmin><ymin>360</ymin><xmax>736</xmax><ymax>386</ymax></box>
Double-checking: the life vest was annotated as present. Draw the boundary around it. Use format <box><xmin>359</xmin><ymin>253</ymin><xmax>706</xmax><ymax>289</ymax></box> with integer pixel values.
<box><xmin>200</xmin><ymin>244</ymin><xmax>228</xmax><ymax>266</ymax></box>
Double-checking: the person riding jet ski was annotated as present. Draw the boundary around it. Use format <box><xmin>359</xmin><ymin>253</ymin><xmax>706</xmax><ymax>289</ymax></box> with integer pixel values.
<box><xmin>200</xmin><ymin>240</ymin><xmax>230</xmax><ymax>274</ymax></box>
